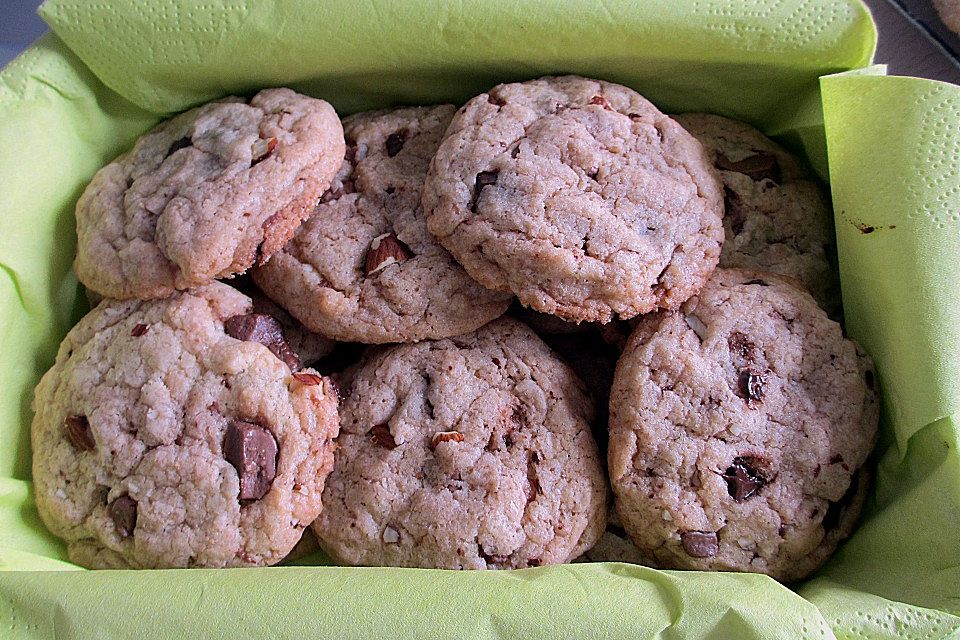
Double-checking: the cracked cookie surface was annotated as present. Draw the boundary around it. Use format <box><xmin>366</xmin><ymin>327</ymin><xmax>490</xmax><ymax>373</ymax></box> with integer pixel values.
<box><xmin>75</xmin><ymin>88</ymin><xmax>345</xmax><ymax>299</ymax></box>
<box><xmin>314</xmin><ymin>317</ymin><xmax>607</xmax><ymax>569</ymax></box>
<box><xmin>608</xmin><ymin>268</ymin><xmax>878</xmax><ymax>581</ymax></box>
<box><xmin>31</xmin><ymin>283</ymin><xmax>340</xmax><ymax>568</ymax></box>
<box><xmin>423</xmin><ymin>75</ymin><xmax>724</xmax><ymax>323</ymax></box>
<box><xmin>674</xmin><ymin>113</ymin><xmax>839</xmax><ymax>314</ymax></box>
<box><xmin>252</xmin><ymin>105</ymin><xmax>511</xmax><ymax>343</ymax></box>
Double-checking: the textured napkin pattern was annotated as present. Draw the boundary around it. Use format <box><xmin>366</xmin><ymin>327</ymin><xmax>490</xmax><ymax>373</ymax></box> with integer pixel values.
<box><xmin>0</xmin><ymin>1</ymin><xmax>957</xmax><ymax>638</ymax></box>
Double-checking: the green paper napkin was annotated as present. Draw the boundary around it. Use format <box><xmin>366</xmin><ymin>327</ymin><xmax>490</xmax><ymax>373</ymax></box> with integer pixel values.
<box><xmin>0</xmin><ymin>1</ymin><xmax>958</xmax><ymax>638</ymax></box>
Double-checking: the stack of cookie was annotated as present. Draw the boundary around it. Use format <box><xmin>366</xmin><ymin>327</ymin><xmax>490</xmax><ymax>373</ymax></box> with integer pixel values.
<box><xmin>32</xmin><ymin>77</ymin><xmax>877</xmax><ymax>582</ymax></box>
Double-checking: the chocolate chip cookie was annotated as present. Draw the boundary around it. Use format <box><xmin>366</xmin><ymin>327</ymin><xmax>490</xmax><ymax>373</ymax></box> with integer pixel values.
<box><xmin>75</xmin><ymin>88</ymin><xmax>345</xmax><ymax>300</ymax></box>
<box><xmin>31</xmin><ymin>283</ymin><xmax>340</xmax><ymax>568</ymax></box>
<box><xmin>674</xmin><ymin>113</ymin><xmax>839</xmax><ymax>313</ymax></box>
<box><xmin>314</xmin><ymin>317</ymin><xmax>608</xmax><ymax>569</ymax></box>
<box><xmin>608</xmin><ymin>269</ymin><xmax>878</xmax><ymax>581</ymax></box>
<box><xmin>252</xmin><ymin>105</ymin><xmax>512</xmax><ymax>343</ymax></box>
<box><xmin>423</xmin><ymin>75</ymin><xmax>724</xmax><ymax>323</ymax></box>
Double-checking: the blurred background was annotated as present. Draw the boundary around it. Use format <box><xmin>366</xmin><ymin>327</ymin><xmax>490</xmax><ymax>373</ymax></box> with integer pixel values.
<box><xmin>1</xmin><ymin>0</ymin><xmax>959</xmax><ymax>83</ymax></box>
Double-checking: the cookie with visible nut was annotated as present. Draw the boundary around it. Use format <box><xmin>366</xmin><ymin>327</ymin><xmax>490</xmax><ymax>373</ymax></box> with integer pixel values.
<box><xmin>252</xmin><ymin>105</ymin><xmax>512</xmax><ymax>344</ymax></box>
<box><xmin>314</xmin><ymin>317</ymin><xmax>608</xmax><ymax>569</ymax></box>
<box><xmin>608</xmin><ymin>268</ymin><xmax>878</xmax><ymax>581</ymax></box>
<box><xmin>31</xmin><ymin>282</ymin><xmax>340</xmax><ymax>568</ymax></box>
<box><xmin>75</xmin><ymin>88</ymin><xmax>345</xmax><ymax>300</ymax></box>
<box><xmin>423</xmin><ymin>75</ymin><xmax>724</xmax><ymax>323</ymax></box>
<box><xmin>673</xmin><ymin>113</ymin><xmax>839</xmax><ymax>314</ymax></box>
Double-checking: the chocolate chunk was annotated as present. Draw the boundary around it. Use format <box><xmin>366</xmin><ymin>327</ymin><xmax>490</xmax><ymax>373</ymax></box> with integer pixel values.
<box><xmin>165</xmin><ymin>136</ymin><xmax>192</xmax><ymax>158</ymax></box>
<box><xmin>744</xmin><ymin>279</ymin><xmax>769</xmax><ymax>286</ymax></box>
<box><xmin>479</xmin><ymin>547</ymin><xmax>511</xmax><ymax>567</ymax></box>
<box><xmin>385</xmin><ymin>130</ymin><xmax>407</xmax><ymax>157</ymax></box>
<box><xmin>223</xmin><ymin>420</ymin><xmax>278</xmax><ymax>501</ymax></box>
<box><xmin>488</xmin><ymin>95</ymin><xmax>506</xmax><ymax>107</ymax></box>
<box><xmin>471</xmin><ymin>170</ymin><xmax>499</xmax><ymax>213</ymax></box>
<box><xmin>224</xmin><ymin>313</ymin><xmax>300</xmax><ymax>372</ymax></box>
<box><xmin>723</xmin><ymin>186</ymin><xmax>748</xmax><ymax>236</ymax></box>
<box><xmin>736</xmin><ymin>369</ymin><xmax>765</xmax><ymax>402</ymax></box>
<box><xmin>681</xmin><ymin>531</ymin><xmax>718</xmax><ymax>558</ymax></box>
<box><xmin>130</xmin><ymin>323</ymin><xmax>149</xmax><ymax>337</ymax></box>
<box><xmin>727</xmin><ymin>331</ymin><xmax>756</xmax><ymax>362</ymax></box>
<box><xmin>64</xmin><ymin>414</ymin><xmax>95</xmax><ymax>452</ymax></box>
<box><xmin>864</xmin><ymin>369</ymin><xmax>875</xmax><ymax>390</ymax></box>
<box><xmin>717</xmin><ymin>151</ymin><xmax>781</xmax><ymax>183</ymax></box>
<box><xmin>722</xmin><ymin>456</ymin><xmax>768</xmax><ymax>501</ymax></box>
<box><xmin>109</xmin><ymin>495</ymin><xmax>137</xmax><ymax>537</ymax></box>
<box><xmin>370</xmin><ymin>424</ymin><xmax>398</xmax><ymax>450</ymax></box>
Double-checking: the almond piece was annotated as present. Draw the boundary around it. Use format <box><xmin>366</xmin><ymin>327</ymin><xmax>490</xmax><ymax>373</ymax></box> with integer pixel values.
<box><xmin>382</xmin><ymin>526</ymin><xmax>400</xmax><ymax>544</ymax></box>
<box><xmin>292</xmin><ymin>372</ymin><xmax>323</xmax><ymax>387</ymax></box>
<box><xmin>364</xmin><ymin>233</ymin><xmax>413</xmax><ymax>276</ymax></box>
<box><xmin>430</xmin><ymin>430</ymin><xmax>465</xmax><ymax>449</ymax></box>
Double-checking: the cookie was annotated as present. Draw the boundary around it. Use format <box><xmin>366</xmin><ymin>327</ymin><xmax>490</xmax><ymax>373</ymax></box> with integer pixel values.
<box><xmin>423</xmin><ymin>75</ymin><xmax>724</xmax><ymax>323</ymax></box>
<box><xmin>75</xmin><ymin>88</ymin><xmax>345</xmax><ymax>299</ymax></box>
<box><xmin>31</xmin><ymin>283</ymin><xmax>340</xmax><ymax>568</ymax></box>
<box><xmin>673</xmin><ymin>113</ymin><xmax>839</xmax><ymax>313</ymax></box>
<box><xmin>608</xmin><ymin>269</ymin><xmax>878</xmax><ymax>581</ymax></box>
<box><xmin>314</xmin><ymin>317</ymin><xmax>608</xmax><ymax>569</ymax></box>
<box><xmin>252</xmin><ymin>105</ymin><xmax>512</xmax><ymax>343</ymax></box>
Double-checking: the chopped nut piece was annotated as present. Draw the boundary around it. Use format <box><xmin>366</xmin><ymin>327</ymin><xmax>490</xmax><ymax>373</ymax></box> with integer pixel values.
<box><xmin>251</xmin><ymin>136</ymin><xmax>279</xmax><ymax>166</ymax></box>
<box><xmin>109</xmin><ymin>495</ymin><xmax>137</xmax><ymax>537</ymax></box>
<box><xmin>370</xmin><ymin>424</ymin><xmax>398</xmax><ymax>450</ymax></box>
<box><xmin>292</xmin><ymin>372</ymin><xmax>323</xmax><ymax>386</ymax></box>
<box><xmin>382</xmin><ymin>526</ymin><xmax>400</xmax><ymax>544</ymax></box>
<box><xmin>64</xmin><ymin>414</ymin><xmax>95</xmax><ymax>451</ymax></box>
<box><xmin>364</xmin><ymin>233</ymin><xmax>413</xmax><ymax>276</ymax></box>
<box><xmin>430</xmin><ymin>430</ymin><xmax>465</xmax><ymax>449</ymax></box>
<box><xmin>684</xmin><ymin>314</ymin><xmax>708</xmax><ymax>342</ymax></box>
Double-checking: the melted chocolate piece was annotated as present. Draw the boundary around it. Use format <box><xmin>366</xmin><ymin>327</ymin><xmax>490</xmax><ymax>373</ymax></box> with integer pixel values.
<box><xmin>385</xmin><ymin>130</ymin><xmax>407</xmax><ymax>157</ymax></box>
<box><xmin>224</xmin><ymin>313</ymin><xmax>300</xmax><ymax>372</ymax></box>
<box><xmin>722</xmin><ymin>456</ymin><xmax>768</xmax><ymax>501</ymax></box>
<box><xmin>736</xmin><ymin>369</ymin><xmax>766</xmax><ymax>402</ymax></box>
<box><xmin>471</xmin><ymin>170</ymin><xmax>499</xmax><ymax>213</ymax></box>
<box><xmin>681</xmin><ymin>531</ymin><xmax>718</xmax><ymax>558</ymax></box>
<box><xmin>109</xmin><ymin>495</ymin><xmax>137</xmax><ymax>537</ymax></box>
<box><xmin>223</xmin><ymin>420</ymin><xmax>278</xmax><ymax>501</ymax></box>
